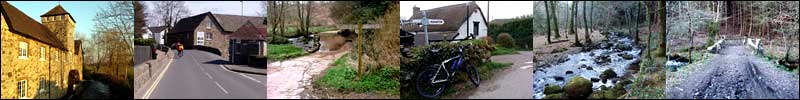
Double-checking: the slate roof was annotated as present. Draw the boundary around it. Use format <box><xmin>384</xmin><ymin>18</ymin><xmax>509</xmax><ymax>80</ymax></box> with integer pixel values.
<box><xmin>229</xmin><ymin>21</ymin><xmax>266</xmax><ymax>40</ymax></box>
<box><xmin>169</xmin><ymin>12</ymin><xmax>265</xmax><ymax>34</ymax></box>
<box><xmin>1</xmin><ymin>1</ymin><xmax>67</xmax><ymax>50</ymax></box>
<box><xmin>148</xmin><ymin>26</ymin><xmax>168</xmax><ymax>33</ymax></box>
<box><xmin>401</xmin><ymin>2</ymin><xmax>487</xmax><ymax>32</ymax></box>
<box><xmin>40</xmin><ymin>5</ymin><xmax>76</xmax><ymax>23</ymax></box>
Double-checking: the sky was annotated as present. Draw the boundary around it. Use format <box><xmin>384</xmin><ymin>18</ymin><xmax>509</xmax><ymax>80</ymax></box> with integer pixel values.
<box><xmin>401</xmin><ymin>1</ymin><xmax>545</xmax><ymax>22</ymax></box>
<box><xmin>8</xmin><ymin>1</ymin><xmax>112</xmax><ymax>40</ymax></box>
<box><xmin>142</xmin><ymin>1</ymin><xmax>262</xmax><ymax>26</ymax></box>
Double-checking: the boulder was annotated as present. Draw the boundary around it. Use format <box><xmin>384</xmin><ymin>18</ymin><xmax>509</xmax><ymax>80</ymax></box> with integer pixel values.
<box><xmin>590</xmin><ymin>77</ymin><xmax>600</xmax><ymax>82</ymax></box>
<box><xmin>564</xmin><ymin>76</ymin><xmax>593</xmax><ymax>99</ymax></box>
<box><xmin>621</xmin><ymin>53</ymin><xmax>634</xmax><ymax>60</ymax></box>
<box><xmin>544</xmin><ymin>85</ymin><xmax>563</xmax><ymax>95</ymax></box>
<box><xmin>600</xmin><ymin>68</ymin><xmax>617</xmax><ymax>80</ymax></box>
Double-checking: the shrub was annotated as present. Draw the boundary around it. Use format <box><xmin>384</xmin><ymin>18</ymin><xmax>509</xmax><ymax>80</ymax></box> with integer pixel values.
<box><xmin>134</xmin><ymin>38</ymin><xmax>155</xmax><ymax>45</ymax></box>
<box><xmin>481</xmin><ymin>36</ymin><xmax>494</xmax><ymax>45</ymax></box>
<box><xmin>496</xmin><ymin>33</ymin><xmax>515</xmax><ymax>48</ymax></box>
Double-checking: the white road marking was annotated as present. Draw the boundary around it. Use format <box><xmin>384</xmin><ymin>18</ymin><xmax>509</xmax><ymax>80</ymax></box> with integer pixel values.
<box><xmin>525</xmin><ymin>61</ymin><xmax>534</xmax><ymax>64</ymax></box>
<box><xmin>205</xmin><ymin>72</ymin><xmax>214</xmax><ymax>79</ymax></box>
<box><xmin>220</xmin><ymin>64</ymin><xmax>264</xmax><ymax>85</ymax></box>
<box><xmin>520</xmin><ymin>65</ymin><xmax>534</xmax><ymax>69</ymax></box>
<box><xmin>214</xmin><ymin>81</ymin><xmax>230</xmax><ymax>94</ymax></box>
<box><xmin>239</xmin><ymin>73</ymin><xmax>263</xmax><ymax>84</ymax></box>
<box><xmin>142</xmin><ymin>57</ymin><xmax>174</xmax><ymax>99</ymax></box>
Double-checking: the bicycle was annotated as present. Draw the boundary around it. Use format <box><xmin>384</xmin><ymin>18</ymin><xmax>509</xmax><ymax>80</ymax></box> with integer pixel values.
<box><xmin>415</xmin><ymin>43</ymin><xmax>480</xmax><ymax>98</ymax></box>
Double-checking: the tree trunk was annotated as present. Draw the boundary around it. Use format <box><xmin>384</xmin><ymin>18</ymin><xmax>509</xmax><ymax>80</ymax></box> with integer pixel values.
<box><xmin>643</xmin><ymin>1</ymin><xmax>653</xmax><ymax>61</ymax></box>
<box><xmin>655</xmin><ymin>1</ymin><xmax>667</xmax><ymax>69</ymax></box>
<box><xmin>545</xmin><ymin>1</ymin><xmax>552</xmax><ymax>44</ymax></box>
<box><xmin>570</xmin><ymin>2</ymin><xmax>581</xmax><ymax>46</ymax></box>
<box><xmin>688</xmin><ymin>1</ymin><xmax>695</xmax><ymax>63</ymax></box>
<box><xmin>583</xmin><ymin>1</ymin><xmax>592</xmax><ymax>46</ymax></box>
<box><xmin>551</xmin><ymin>1</ymin><xmax>561</xmax><ymax>39</ymax></box>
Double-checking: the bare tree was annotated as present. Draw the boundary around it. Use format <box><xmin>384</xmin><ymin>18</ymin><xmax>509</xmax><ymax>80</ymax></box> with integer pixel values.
<box><xmin>93</xmin><ymin>1</ymin><xmax>134</xmax><ymax>79</ymax></box>
<box><xmin>151</xmin><ymin>1</ymin><xmax>190</xmax><ymax>32</ymax></box>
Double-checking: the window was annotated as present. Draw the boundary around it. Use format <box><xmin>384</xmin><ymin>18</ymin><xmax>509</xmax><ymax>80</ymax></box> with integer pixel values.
<box><xmin>40</xmin><ymin>47</ymin><xmax>45</xmax><ymax>61</ymax></box>
<box><xmin>56</xmin><ymin>16</ymin><xmax>61</xmax><ymax>21</ymax></box>
<box><xmin>196</xmin><ymin>32</ymin><xmax>205</xmax><ymax>45</ymax></box>
<box><xmin>208</xmin><ymin>33</ymin><xmax>212</xmax><ymax>40</ymax></box>
<box><xmin>19</xmin><ymin>42</ymin><xmax>28</xmax><ymax>59</ymax></box>
<box><xmin>207</xmin><ymin>22</ymin><xmax>212</xmax><ymax>29</ymax></box>
<box><xmin>18</xmin><ymin>80</ymin><xmax>27</xmax><ymax>99</ymax></box>
<box><xmin>39</xmin><ymin>77</ymin><xmax>46</xmax><ymax>92</ymax></box>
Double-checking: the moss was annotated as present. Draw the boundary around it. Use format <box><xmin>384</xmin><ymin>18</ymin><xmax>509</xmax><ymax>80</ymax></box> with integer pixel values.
<box><xmin>600</xmin><ymin>68</ymin><xmax>617</xmax><ymax>80</ymax></box>
<box><xmin>544</xmin><ymin>85</ymin><xmax>563</xmax><ymax>95</ymax></box>
<box><xmin>543</xmin><ymin>93</ymin><xmax>566</xmax><ymax>99</ymax></box>
<box><xmin>589</xmin><ymin>91</ymin><xmax>606</xmax><ymax>99</ymax></box>
<box><xmin>564</xmin><ymin>76</ymin><xmax>593</xmax><ymax>99</ymax></box>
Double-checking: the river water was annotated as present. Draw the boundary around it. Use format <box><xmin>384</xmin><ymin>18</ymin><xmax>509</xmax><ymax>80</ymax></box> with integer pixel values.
<box><xmin>532</xmin><ymin>32</ymin><xmax>642</xmax><ymax>99</ymax></box>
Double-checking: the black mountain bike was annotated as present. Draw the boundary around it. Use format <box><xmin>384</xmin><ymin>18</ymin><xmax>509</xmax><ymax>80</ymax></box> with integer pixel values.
<box><xmin>415</xmin><ymin>43</ymin><xmax>480</xmax><ymax>98</ymax></box>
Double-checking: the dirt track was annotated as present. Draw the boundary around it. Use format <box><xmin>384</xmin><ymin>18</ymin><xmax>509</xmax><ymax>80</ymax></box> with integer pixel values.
<box><xmin>667</xmin><ymin>40</ymin><xmax>799</xmax><ymax>99</ymax></box>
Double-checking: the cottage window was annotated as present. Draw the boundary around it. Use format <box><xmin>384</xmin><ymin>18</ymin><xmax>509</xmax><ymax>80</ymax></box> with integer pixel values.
<box><xmin>207</xmin><ymin>22</ymin><xmax>212</xmax><ymax>29</ymax></box>
<box><xmin>19</xmin><ymin>42</ymin><xmax>28</xmax><ymax>59</ymax></box>
<box><xmin>208</xmin><ymin>33</ymin><xmax>212</xmax><ymax>40</ymax></box>
<box><xmin>196</xmin><ymin>32</ymin><xmax>205</xmax><ymax>45</ymax></box>
<box><xmin>39</xmin><ymin>77</ymin><xmax>46</xmax><ymax>92</ymax></box>
<box><xmin>40</xmin><ymin>47</ymin><xmax>45</xmax><ymax>61</ymax></box>
<box><xmin>18</xmin><ymin>80</ymin><xmax>27</xmax><ymax>99</ymax></box>
<box><xmin>56</xmin><ymin>16</ymin><xmax>61</xmax><ymax>21</ymax></box>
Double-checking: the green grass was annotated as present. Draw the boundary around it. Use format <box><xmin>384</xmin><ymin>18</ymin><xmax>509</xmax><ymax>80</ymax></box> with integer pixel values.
<box><xmin>314</xmin><ymin>53</ymin><xmax>400</xmax><ymax>95</ymax></box>
<box><xmin>491</xmin><ymin>46</ymin><xmax>519</xmax><ymax>56</ymax></box>
<box><xmin>477</xmin><ymin>62</ymin><xmax>513</xmax><ymax>81</ymax></box>
<box><xmin>267</xmin><ymin>44</ymin><xmax>308</xmax><ymax>61</ymax></box>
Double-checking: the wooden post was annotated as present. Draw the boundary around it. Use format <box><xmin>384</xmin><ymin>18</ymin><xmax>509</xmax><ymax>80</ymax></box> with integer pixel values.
<box><xmin>356</xmin><ymin>22</ymin><xmax>363</xmax><ymax>80</ymax></box>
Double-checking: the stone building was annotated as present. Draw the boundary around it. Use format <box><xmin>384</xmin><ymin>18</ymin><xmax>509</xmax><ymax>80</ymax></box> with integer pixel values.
<box><xmin>1</xmin><ymin>1</ymin><xmax>83</xmax><ymax>99</ymax></box>
<box><xmin>166</xmin><ymin>12</ymin><xmax>265</xmax><ymax>59</ymax></box>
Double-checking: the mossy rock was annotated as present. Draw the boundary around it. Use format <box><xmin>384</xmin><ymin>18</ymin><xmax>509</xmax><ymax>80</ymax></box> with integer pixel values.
<box><xmin>588</xmin><ymin>91</ymin><xmax>606</xmax><ymax>99</ymax></box>
<box><xmin>564</xmin><ymin>76</ymin><xmax>593</xmax><ymax>99</ymax></box>
<box><xmin>543</xmin><ymin>93</ymin><xmax>566</xmax><ymax>99</ymax></box>
<box><xmin>600</xmin><ymin>68</ymin><xmax>617</xmax><ymax>80</ymax></box>
<box><xmin>544</xmin><ymin>85</ymin><xmax>563</xmax><ymax>95</ymax></box>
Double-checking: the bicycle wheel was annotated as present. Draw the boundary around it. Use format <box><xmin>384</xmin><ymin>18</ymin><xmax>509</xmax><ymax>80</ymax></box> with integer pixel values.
<box><xmin>466</xmin><ymin>64</ymin><xmax>480</xmax><ymax>86</ymax></box>
<box><xmin>415</xmin><ymin>68</ymin><xmax>447</xmax><ymax>98</ymax></box>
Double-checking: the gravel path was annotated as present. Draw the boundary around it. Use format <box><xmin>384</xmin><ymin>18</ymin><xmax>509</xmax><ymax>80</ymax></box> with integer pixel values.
<box><xmin>667</xmin><ymin>41</ymin><xmax>799</xmax><ymax>99</ymax></box>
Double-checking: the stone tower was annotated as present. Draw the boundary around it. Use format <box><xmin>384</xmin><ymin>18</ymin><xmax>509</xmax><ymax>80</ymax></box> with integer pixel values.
<box><xmin>41</xmin><ymin>5</ymin><xmax>75</xmax><ymax>54</ymax></box>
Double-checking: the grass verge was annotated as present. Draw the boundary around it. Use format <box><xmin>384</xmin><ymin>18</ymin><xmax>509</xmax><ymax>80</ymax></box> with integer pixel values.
<box><xmin>314</xmin><ymin>53</ymin><xmax>400</xmax><ymax>95</ymax></box>
<box><xmin>491</xmin><ymin>46</ymin><xmax>519</xmax><ymax>56</ymax></box>
<box><xmin>267</xmin><ymin>44</ymin><xmax>308</xmax><ymax>61</ymax></box>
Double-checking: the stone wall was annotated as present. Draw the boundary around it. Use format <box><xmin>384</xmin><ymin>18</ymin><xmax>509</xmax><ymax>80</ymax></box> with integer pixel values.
<box><xmin>193</xmin><ymin>16</ymin><xmax>229</xmax><ymax>59</ymax></box>
<box><xmin>1</xmin><ymin>12</ymin><xmax>77</xmax><ymax>99</ymax></box>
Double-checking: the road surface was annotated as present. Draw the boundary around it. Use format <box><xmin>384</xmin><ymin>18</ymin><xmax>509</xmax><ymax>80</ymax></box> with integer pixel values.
<box><xmin>467</xmin><ymin>51</ymin><xmax>534</xmax><ymax>99</ymax></box>
<box><xmin>667</xmin><ymin>41</ymin><xmax>799</xmax><ymax>99</ymax></box>
<box><xmin>144</xmin><ymin>50</ymin><xmax>267</xmax><ymax>99</ymax></box>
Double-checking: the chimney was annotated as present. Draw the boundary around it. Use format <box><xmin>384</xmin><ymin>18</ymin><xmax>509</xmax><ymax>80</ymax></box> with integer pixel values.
<box><xmin>413</xmin><ymin>6</ymin><xmax>420</xmax><ymax>15</ymax></box>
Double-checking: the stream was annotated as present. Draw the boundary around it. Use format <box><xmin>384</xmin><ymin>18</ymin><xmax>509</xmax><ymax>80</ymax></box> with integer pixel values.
<box><xmin>532</xmin><ymin>32</ymin><xmax>642</xmax><ymax>99</ymax></box>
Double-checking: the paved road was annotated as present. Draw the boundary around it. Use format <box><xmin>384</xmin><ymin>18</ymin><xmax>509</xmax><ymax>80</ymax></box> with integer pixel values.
<box><xmin>144</xmin><ymin>50</ymin><xmax>267</xmax><ymax>99</ymax></box>
<box><xmin>467</xmin><ymin>51</ymin><xmax>534</xmax><ymax>99</ymax></box>
<box><xmin>667</xmin><ymin>41</ymin><xmax>799</xmax><ymax>99</ymax></box>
